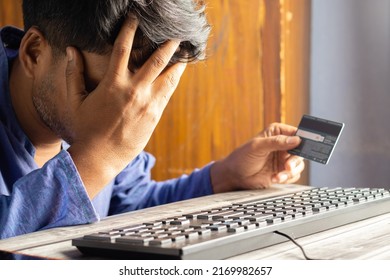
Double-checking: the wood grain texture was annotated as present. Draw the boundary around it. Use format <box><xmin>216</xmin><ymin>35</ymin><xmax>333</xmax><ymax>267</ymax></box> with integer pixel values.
<box><xmin>280</xmin><ymin>0</ymin><xmax>311</xmax><ymax>184</ymax></box>
<box><xmin>0</xmin><ymin>0</ymin><xmax>23</xmax><ymax>28</ymax></box>
<box><xmin>281</xmin><ymin>0</ymin><xmax>311</xmax><ymax>126</ymax></box>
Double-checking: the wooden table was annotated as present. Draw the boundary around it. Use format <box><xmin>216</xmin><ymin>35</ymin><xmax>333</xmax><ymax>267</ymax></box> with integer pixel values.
<box><xmin>1</xmin><ymin>184</ymin><xmax>389</xmax><ymax>260</ymax></box>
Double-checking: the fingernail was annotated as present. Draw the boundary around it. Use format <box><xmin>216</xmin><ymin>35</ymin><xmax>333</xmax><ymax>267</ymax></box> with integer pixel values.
<box><xmin>289</xmin><ymin>159</ymin><xmax>297</xmax><ymax>169</ymax></box>
<box><xmin>279</xmin><ymin>173</ymin><xmax>289</xmax><ymax>182</ymax></box>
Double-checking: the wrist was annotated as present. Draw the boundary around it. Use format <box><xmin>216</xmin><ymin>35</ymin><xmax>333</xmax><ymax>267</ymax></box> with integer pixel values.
<box><xmin>67</xmin><ymin>143</ymin><xmax>130</xmax><ymax>198</ymax></box>
<box><xmin>210</xmin><ymin>159</ymin><xmax>237</xmax><ymax>193</ymax></box>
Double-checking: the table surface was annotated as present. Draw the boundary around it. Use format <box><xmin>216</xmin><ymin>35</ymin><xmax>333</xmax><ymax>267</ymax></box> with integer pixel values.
<box><xmin>1</xmin><ymin>184</ymin><xmax>389</xmax><ymax>260</ymax></box>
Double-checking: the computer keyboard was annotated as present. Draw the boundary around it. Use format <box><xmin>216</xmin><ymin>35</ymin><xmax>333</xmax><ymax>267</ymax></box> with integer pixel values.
<box><xmin>72</xmin><ymin>187</ymin><xmax>390</xmax><ymax>259</ymax></box>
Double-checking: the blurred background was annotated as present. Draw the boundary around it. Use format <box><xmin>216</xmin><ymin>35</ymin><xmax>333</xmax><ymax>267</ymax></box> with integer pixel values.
<box><xmin>310</xmin><ymin>0</ymin><xmax>390</xmax><ymax>188</ymax></box>
<box><xmin>1</xmin><ymin>0</ymin><xmax>389</xmax><ymax>189</ymax></box>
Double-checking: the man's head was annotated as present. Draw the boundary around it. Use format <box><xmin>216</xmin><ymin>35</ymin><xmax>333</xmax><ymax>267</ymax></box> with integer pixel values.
<box><xmin>22</xmin><ymin>0</ymin><xmax>210</xmax><ymax>65</ymax></box>
<box><xmin>14</xmin><ymin>0</ymin><xmax>210</xmax><ymax>143</ymax></box>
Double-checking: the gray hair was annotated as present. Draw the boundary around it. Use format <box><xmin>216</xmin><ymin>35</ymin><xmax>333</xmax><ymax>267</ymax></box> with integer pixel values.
<box><xmin>23</xmin><ymin>0</ymin><xmax>211</xmax><ymax>64</ymax></box>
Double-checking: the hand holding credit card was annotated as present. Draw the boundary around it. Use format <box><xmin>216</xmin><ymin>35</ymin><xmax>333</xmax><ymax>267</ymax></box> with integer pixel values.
<box><xmin>288</xmin><ymin>115</ymin><xmax>344</xmax><ymax>164</ymax></box>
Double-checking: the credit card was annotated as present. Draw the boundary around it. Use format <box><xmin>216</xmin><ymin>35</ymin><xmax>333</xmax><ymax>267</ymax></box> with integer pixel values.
<box><xmin>288</xmin><ymin>115</ymin><xmax>344</xmax><ymax>164</ymax></box>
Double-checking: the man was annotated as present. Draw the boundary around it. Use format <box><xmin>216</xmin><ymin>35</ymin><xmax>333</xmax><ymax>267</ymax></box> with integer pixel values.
<box><xmin>0</xmin><ymin>0</ymin><xmax>305</xmax><ymax>239</ymax></box>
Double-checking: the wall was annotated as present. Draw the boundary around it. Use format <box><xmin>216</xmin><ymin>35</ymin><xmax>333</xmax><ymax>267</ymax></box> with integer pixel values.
<box><xmin>310</xmin><ymin>0</ymin><xmax>390</xmax><ymax>188</ymax></box>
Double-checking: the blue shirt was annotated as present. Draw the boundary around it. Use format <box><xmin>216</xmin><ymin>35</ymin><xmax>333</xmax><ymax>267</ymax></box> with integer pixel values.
<box><xmin>0</xmin><ymin>26</ymin><xmax>213</xmax><ymax>239</ymax></box>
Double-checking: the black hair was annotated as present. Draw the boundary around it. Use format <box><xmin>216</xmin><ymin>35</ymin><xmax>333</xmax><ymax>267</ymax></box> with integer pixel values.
<box><xmin>22</xmin><ymin>0</ymin><xmax>210</xmax><ymax>67</ymax></box>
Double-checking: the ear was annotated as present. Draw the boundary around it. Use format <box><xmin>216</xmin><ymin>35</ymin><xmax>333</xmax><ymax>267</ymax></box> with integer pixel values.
<box><xmin>18</xmin><ymin>27</ymin><xmax>50</xmax><ymax>78</ymax></box>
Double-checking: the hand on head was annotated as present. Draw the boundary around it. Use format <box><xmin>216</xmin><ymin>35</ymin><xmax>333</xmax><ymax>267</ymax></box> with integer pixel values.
<box><xmin>65</xmin><ymin>16</ymin><xmax>186</xmax><ymax>198</ymax></box>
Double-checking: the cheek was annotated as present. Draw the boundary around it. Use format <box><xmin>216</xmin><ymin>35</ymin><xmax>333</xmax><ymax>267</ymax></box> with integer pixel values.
<box><xmin>48</xmin><ymin>61</ymin><xmax>68</xmax><ymax>102</ymax></box>
<box><xmin>35</xmin><ymin>63</ymin><xmax>68</xmax><ymax>116</ymax></box>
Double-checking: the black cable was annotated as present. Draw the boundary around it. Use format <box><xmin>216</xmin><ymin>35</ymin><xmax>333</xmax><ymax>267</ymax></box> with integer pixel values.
<box><xmin>274</xmin><ymin>230</ymin><xmax>317</xmax><ymax>260</ymax></box>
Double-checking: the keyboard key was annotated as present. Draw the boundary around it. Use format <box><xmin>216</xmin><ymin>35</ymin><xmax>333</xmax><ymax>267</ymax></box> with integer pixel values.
<box><xmin>244</xmin><ymin>224</ymin><xmax>257</xmax><ymax>230</ymax></box>
<box><xmin>353</xmin><ymin>197</ymin><xmax>366</xmax><ymax>203</ymax></box>
<box><xmin>284</xmin><ymin>207</ymin><xmax>303</xmax><ymax>212</ymax></box>
<box><xmin>192</xmin><ymin>224</ymin><xmax>211</xmax><ymax>229</ymax></box>
<box><xmin>246</xmin><ymin>213</ymin><xmax>273</xmax><ymax>222</ymax></box>
<box><xmin>292</xmin><ymin>212</ymin><xmax>303</xmax><ymax>218</ymax></box>
<box><xmin>326</xmin><ymin>205</ymin><xmax>336</xmax><ymax>210</ymax></box>
<box><xmin>256</xmin><ymin>220</ymin><xmax>268</xmax><ymax>227</ymax></box>
<box><xmin>281</xmin><ymin>215</ymin><xmax>293</xmax><ymax>221</ymax></box>
<box><xmin>222</xmin><ymin>221</ymin><xmax>239</xmax><ymax>228</ymax></box>
<box><xmin>170</xmin><ymin>220</ymin><xmax>191</xmax><ymax>227</ymax></box>
<box><xmin>116</xmin><ymin>236</ymin><xmax>154</xmax><ymax>244</ymax></box>
<box><xmin>99</xmin><ymin>230</ymin><xmax>120</xmax><ymax>235</ymax></box>
<box><xmin>147</xmin><ymin>229</ymin><xmax>165</xmax><ymax>234</ymax></box>
<box><xmin>144</xmin><ymin>221</ymin><xmax>163</xmax><ymax>227</ymax></box>
<box><xmin>172</xmin><ymin>235</ymin><xmax>186</xmax><ymax>242</ymax></box>
<box><xmin>153</xmin><ymin>233</ymin><xmax>169</xmax><ymax>239</ymax></box>
<box><xmin>197</xmin><ymin>229</ymin><xmax>212</xmax><ymax>236</ymax></box>
<box><xmin>301</xmin><ymin>210</ymin><xmax>313</xmax><ymax>216</ymax></box>
<box><xmin>212</xmin><ymin>211</ymin><xmax>245</xmax><ymax>220</ymax></box>
<box><xmin>207</xmin><ymin>225</ymin><xmax>227</xmax><ymax>232</ymax></box>
<box><xmin>312</xmin><ymin>207</ymin><xmax>327</xmax><ymax>213</ymax></box>
<box><xmin>134</xmin><ymin>232</ymin><xmax>153</xmax><ymax>237</ymax></box>
<box><xmin>266</xmin><ymin>217</ymin><xmax>282</xmax><ymax>224</ymax></box>
<box><xmin>162</xmin><ymin>218</ymin><xmax>175</xmax><ymax>224</ymax></box>
<box><xmin>83</xmin><ymin>233</ymin><xmax>121</xmax><ymax>242</ymax></box>
<box><xmin>235</xmin><ymin>219</ymin><xmax>251</xmax><ymax>226</ymax></box>
<box><xmin>274</xmin><ymin>209</ymin><xmax>294</xmax><ymax>215</ymax></box>
<box><xmin>113</xmin><ymin>224</ymin><xmax>146</xmax><ymax>232</ymax></box>
<box><xmin>167</xmin><ymin>230</ymin><xmax>182</xmax><ymax>236</ymax></box>
<box><xmin>185</xmin><ymin>231</ymin><xmax>199</xmax><ymax>239</ymax></box>
<box><xmin>150</xmin><ymin>238</ymin><xmax>172</xmax><ymax>246</ymax></box>
<box><xmin>300</xmin><ymin>204</ymin><xmax>313</xmax><ymax>210</ymax></box>
<box><xmin>228</xmin><ymin>226</ymin><xmax>245</xmax><ymax>233</ymax></box>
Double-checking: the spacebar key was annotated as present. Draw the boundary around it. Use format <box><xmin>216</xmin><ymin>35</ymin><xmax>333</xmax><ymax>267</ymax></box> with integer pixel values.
<box><xmin>116</xmin><ymin>236</ymin><xmax>154</xmax><ymax>244</ymax></box>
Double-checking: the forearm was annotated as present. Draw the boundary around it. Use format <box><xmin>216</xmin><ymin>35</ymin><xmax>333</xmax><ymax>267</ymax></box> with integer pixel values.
<box><xmin>108</xmin><ymin>155</ymin><xmax>214</xmax><ymax>215</ymax></box>
<box><xmin>138</xmin><ymin>166</ymin><xmax>214</xmax><ymax>208</ymax></box>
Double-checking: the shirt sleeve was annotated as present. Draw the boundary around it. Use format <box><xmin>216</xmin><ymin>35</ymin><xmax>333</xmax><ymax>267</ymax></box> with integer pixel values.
<box><xmin>108</xmin><ymin>151</ymin><xmax>214</xmax><ymax>215</ymax></box>
<box><xmin>0</xmin><ymin>150</ymin><xmax>98</xmax><ymax>239</ymax></box>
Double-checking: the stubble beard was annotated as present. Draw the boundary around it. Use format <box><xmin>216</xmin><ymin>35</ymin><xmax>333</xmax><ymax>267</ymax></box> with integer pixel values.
<box><xmin>32</xmin><ymin>74</ymin><xmax>73</xmax><ymax>144</ymax></box>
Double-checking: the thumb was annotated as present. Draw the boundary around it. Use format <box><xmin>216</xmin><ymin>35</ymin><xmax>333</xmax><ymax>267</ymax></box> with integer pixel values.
<box><xmin>257</xmin><ymin>135</ymin><xmax>301</xmax><ymax>153</ymax></box>
<box><xmin>65</xmin><ymin>47</ymin><xmax>87</xmax><ymax>109</ymax></box>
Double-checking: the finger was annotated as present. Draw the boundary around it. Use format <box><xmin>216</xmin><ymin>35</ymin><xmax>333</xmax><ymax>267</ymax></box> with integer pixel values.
<box><xmin>134</xmin><ymin>40</ymin><xmax>181</xmax><ymax>85</ymax></box>
<box><xmin>254</xmin><ymin>135</ymin><xmax>301</xmax><ymax>155</ymax></box>
<box><xmin>273</xmin><ymin>159</ymin><xmax>305</xmax><ymax>183</ymax></box>
<box><xmin>106</xmin><ymin>15</ymin><xmax>138</xmax><ymax>78</ymax></box>
<box><xmin>285</xmin><ymin>173</ymin><xmax>302</xmax><ymax>184</ymax></box>
<box><xmin>280</xmin><ymin>150</ymin><xmax>291</xmax><ymax>160</ymax></box>
<box><xmin>152</xmin><ymin>62</ymin><xmax>187</xmax><ymax>102</ymax></box>
<box><xmin>262</xmin><ymin>123</ymin><xmax>298</xmax><ymax>137</ymax></box>
<box><xmin>285</xmin><ymin>155</ymin><xmax>305</xmax><ymax>171</ymax></box>
<box><xmin>66</xmin><ymin>47</ymin><xmax>87</xmax><ymax>108</ymax></box>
